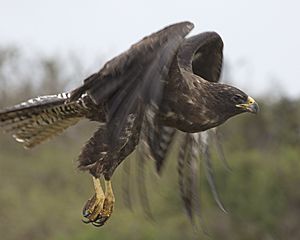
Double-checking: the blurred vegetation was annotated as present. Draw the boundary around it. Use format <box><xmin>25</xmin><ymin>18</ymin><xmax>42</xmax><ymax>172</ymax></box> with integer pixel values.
<box><xmin>0</xmin><ymin>47</ymin><xmax>300</xmax><ymax>240</ymax></box>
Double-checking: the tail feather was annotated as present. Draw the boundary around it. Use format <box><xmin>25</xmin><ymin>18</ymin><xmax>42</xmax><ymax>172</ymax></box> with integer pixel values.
<box><xmin>0</xmin><ymin>93</ymin><xmax>89</xmax><ymax>148</ymax></box>
<box><xmin>13</xmin><ymin>118</ymin><xmax>81</xmax><ymax>148</ymax></box>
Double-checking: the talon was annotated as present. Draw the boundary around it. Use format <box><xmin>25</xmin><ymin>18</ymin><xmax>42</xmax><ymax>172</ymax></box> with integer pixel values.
<box><xmin>83</xmin><ymin>211</ymin><xmax>90</xmax><ymax>218</ymax></box>
<box><xmin>82</xmin><ymin>218</ymin><xmax>92</xmax><ymax>224</ymax></box>
<box><xmin>81</xmin><ymin>178</ymin><xmax>115</xmax><ymax>227</ymax></box>
<box><xmin>95</xmin><ymin>215</ymin><xmax>110</xmax><ymax>226</ymax></box>
<box><xmin>82</xmin><ymin>204</ymin><xmax>91</xmax><ymax>217</ymax></box>
<box><xmin>92</xmin><ymin>221</ymin><xmax>104</xmax><ymax>227</ymax></box>
<box><xmin>92</xmin><ymin>222</ymin><xmax>100</xmax><ymax>227</ymax></box>
<box><xmin>92</xmin><ymin>216</ymin><xmax>108</xmax><ymax>227</ymax></box>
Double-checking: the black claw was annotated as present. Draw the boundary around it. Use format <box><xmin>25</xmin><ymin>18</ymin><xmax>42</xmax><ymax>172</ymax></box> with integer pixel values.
<box><xmin>95</xmin><ymin>216</ymin><xmax>109</xmax><ymax>226</ymax></box>
<box><xmin>94</xmin><ymin>218</ymin><xmax>102</xmax><ymax>224</ymax></box>
<box><xmin>81</xmin><ymin>195</ymin><xmax>112</xmax><ymax>228</ymax></box>
<box><xmin>81</xmin><ymin>209</ymin><xmax>110</xmax><ymax>227</ymax></box>
<box><xmin>82</xmin><ymin>215</ymin><xmax>110</xmax><ymax>227</ymax></box>
<box><xmin>82</xmin><ymin>210</ymin><xmax>90</xmax><ymax>218</ymax></box>
<box><xmin>92</xmin><ymin>221</ymin><xmax>104</xmax><ymax>227</ymax></box>
<box><xmin>82</xmin><ymin>198</ymin><xmax>95</xmax><ymax>218</ymax></box>
<box><xmin>82</xmin><ymin>202</ymin><xmax>90</xmax><ymax>216</ymax></box>
<box><xmin>82</xmin><ymin>218</ymin><xmax>92</xmax><ymax>224</ymax></box>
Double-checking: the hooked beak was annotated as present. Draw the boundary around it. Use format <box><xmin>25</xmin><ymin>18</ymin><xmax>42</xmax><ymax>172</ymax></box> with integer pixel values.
<box><xmin>236</xmin><ymin>96</ymin><xmax>259</xmax><ymax>114</ymax></box>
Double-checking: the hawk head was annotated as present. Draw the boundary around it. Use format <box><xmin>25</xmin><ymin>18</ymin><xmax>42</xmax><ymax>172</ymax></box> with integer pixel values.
<box><xmin>214</xmin><ymin>84</ymin><xmax>259</xmax><ymax>119</ymax></box>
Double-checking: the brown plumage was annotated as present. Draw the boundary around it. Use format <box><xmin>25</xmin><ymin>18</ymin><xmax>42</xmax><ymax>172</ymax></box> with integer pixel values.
<box><xmin>0</xmin><ymin>21</ymin><xmax>259</xmax><ymax>226</ymax></box>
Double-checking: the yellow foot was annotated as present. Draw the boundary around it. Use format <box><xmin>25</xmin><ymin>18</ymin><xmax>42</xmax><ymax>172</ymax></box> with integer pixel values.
<box><xmin>82</xmin><ymin>177</ymin><xmax>115</xmax><ymax>227</ymax></box>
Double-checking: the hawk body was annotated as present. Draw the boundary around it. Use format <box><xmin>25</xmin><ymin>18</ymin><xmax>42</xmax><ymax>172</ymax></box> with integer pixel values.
<box><xmin>0</xmin><ymin>21</ymin><xmax>259</xmax><ymax>225</ymax></box>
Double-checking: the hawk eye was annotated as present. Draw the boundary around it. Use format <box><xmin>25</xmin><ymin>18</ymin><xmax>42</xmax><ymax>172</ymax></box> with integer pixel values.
<box><xmin>231</xmin><ymin>94</ymin><xmax>245</xmax><ymax>104</ymax></box>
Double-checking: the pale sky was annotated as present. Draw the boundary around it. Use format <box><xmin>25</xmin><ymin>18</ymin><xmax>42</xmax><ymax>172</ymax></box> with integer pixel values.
<box><xmin>0</xmin><ymin>0</ymin><xmax>299</xmax><ymax>98</ymax></box>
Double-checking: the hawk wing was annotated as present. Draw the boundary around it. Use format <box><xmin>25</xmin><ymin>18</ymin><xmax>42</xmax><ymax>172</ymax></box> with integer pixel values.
<box><xmin>70</xmin><ymin>21</ymin><xmax>194</xmax><ymax>144</ymax></box>
<box><xmin>177</xmin><ymin>31</ymin><xmax>223</xmax><ymax>83</ymax></box>
<box><xmin>69</xmin><ymin>22</ymin><xmax>193</xmax><ymax>214</ymax></box>
<box><xmin>145</xmin><ymin>31</ymin><xmax>227</xmax><ymax>223</ymax></box>
<box><xmin>176</xmin><ymin>32</ymin><xmax>228</xmax><ymax>222</ymax></box>
<box><xmin>148</xmin><ymin>31</ymin><xmax>224</xmax><ymax>174</ymax></box>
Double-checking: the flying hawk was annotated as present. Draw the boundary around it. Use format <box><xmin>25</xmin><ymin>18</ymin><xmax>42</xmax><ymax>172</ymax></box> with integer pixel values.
<box><xmin>0</xmin><ymin>21</ymin><xmax>259</xmax><ymax>227</ymax></box>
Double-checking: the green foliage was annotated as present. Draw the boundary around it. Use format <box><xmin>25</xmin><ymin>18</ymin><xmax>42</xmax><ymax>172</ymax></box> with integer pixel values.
<box><xmin>0</xmin><ymin>47</ymin><xmax>300</xmax><ymax>240</ymax></box>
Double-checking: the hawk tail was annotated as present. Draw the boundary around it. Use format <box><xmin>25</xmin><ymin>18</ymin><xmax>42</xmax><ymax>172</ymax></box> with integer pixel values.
<box><xmin>0</xmin><ymin>93</ymin><xmax>89</xmax><ymax>148</ymax></box>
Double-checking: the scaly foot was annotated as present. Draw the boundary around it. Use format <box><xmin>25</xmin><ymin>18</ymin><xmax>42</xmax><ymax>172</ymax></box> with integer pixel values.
<box><xmin>82</xmin><ymin>177</ymin><xmax>115</xmax><ymax>227</ymax></box>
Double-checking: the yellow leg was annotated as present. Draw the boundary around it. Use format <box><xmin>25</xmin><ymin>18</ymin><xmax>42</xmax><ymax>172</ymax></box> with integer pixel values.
<box><xmin>93</xmin><ymin>177</ymin><xmax>105</xmax><ymax>200</ymax></box>
<box><xmin>82</xmin><ymin>177</ymin><xmax>115</xmax><ymax>227</ymax></box>
<box><xmin>101</xmin><ymin>180</ymin><xmax>115</xmax><ymax>217</ymax></box>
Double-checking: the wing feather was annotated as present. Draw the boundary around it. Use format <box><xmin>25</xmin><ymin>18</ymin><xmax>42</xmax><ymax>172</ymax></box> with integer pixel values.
<box><xmin>70</xmin><ymin>21</ymin><xmax>194</xmax><ymax>143</ymax></box>
<box><xmin>200</xmin><ymin>131</ymin><xmax>227</xmax><ymax>213</ymax></box>
<box><xmin>147</xmin><ymin>124</ymin><xmax>176</xmax><ymax>174</ymax></box>
<box><xmin>177</xmin><ymin>31</ymin><xmax>223</xmax><ymax>83</ymax></box>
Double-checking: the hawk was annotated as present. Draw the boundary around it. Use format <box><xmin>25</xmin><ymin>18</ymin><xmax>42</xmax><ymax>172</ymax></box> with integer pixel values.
<box><xmin>0</xmin><ymin>21</ymin><xmax>259</xmax><ymax>227</ymax></box>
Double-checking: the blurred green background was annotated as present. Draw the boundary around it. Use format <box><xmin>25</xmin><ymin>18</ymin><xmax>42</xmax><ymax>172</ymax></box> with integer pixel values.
<box><xmin>0</xmin><ymin>47</ymin><xmax>300</xmax><ymax>240</ymax></box>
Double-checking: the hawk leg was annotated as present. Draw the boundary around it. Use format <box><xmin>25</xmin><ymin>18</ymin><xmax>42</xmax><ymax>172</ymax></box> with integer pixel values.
<box><xmin>82</xmin><ymin>177</ymin><xmax>115</xmax><ymax>227</ymax></box>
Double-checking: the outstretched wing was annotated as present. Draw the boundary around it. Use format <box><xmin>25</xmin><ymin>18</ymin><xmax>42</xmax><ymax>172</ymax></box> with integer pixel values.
<box><xmin>70</xmin><ymin>21</ymin><xmax>194</xmax><ymax>144</ymax></box>
<box><xmin>144</xmin><ymin>31</ymin><xmax>227</xmax><ymax>225</ymax></box>
<box><xmin>175</xmin><ymin>31</ymin><xmax>226</xmax><ymax>167</ymax></box>
<box><xmin>148</xmin><ymin>31</ymin><xmax>224</xmax><ymax>174</ymax></box>
<box><xmin>177</xmin><ymin>31</ymin><xmax>223</xmax><ymax>83</ymax></box>
<box><xmin>176</xmin><ymin>32</ymin><xmax>228</xmax><ymax>223</ymax></box>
